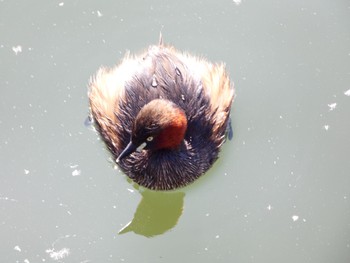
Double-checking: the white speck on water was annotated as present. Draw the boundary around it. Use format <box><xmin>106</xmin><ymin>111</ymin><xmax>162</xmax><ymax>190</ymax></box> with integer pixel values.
<box><xmin>72</xmin><ymin>169</ymin><xmax>81</xmax><ymax>176</ymax></box>
<box><xmin>69</xmin><ymin>164</ymin><xmax>78</xmax><ymax>168</ymax></box>
<box><xmin>46</xmin><ymin>247</ymin><xmax>70</xmax><ymax>260</ymax></box>
<box><xmin>45</xmin><ymin>235</ymin><xmax>75</xmax><ymax>262</ymax></box>
<box><xmin>127</xmin><ymin>188</ymin><xmax>134</xmax><ymax>193</ymax></box>
<box><xmin>97</xmin><ymin>10</ymin><xmax>103</xmax><ymax>17</ymax></box>
<box><xmin>24</xmin><ymin>259</ymin><xmax>30</xmax><ymax>263</ymax></box>
<box><xmin>24</xmin><ymin>169</ymin><xmax>30</xmax><ymax>175</ymax></box>
<box><xmin>12</xmin><ymin>45</ymin><xmax>22</xmax><ymax>55</ymax></box>
<box><xmin>14</xmin><ymin>245</ymin><xmax>21</xmax><ymax>252</ymax></box>
<box><xmin>205</xmin><ymin>213</ymin><xmax>210</xmax><ymax>217</ymax></box>
<box><xmin>232</xmin><ymin>0</ymin><xmax>242</xmax><ymax>5</ymax></box>
<box><xmin>58</xmin><ymin>2</ymin><xmax>64</xmax><ymax>6</ymax></box>
<box><xmin>323</xmin><ymin>125</ymin><xmax>330</xmax><ymax>131</ymax></box>
<box><xmin>344</xmin><ymin>89</ymin><xmax>350</xmax><ymax>96</ymax></box>
<box><xmin>215</xmin><ymin>235</ymin><xmax>220</xmax><ymax>239</ymax></box>
<box><xmin>267</xmin><ymin>204</ymin><xmax>273</xmax><ymax>211</ymax></box>
<box><xmin>328</xmin><ymin>102</ymin><xmax>337</xmax><ymax>111</ymax></box>
<box><xmin>292</xmin><ymin>215</ymin><xmax>299</xmax><ymax>222</ymax></box>
<box><xmin>0</xmin><ymin>196</ymin><xmax>18</xmax><ymax>202</ymax></box>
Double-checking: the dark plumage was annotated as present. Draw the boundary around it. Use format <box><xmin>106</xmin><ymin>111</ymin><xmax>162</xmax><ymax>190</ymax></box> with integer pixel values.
<box><xmin>89</xmin><ymin>38</ymin><xmax>234</xmax><ymax>190</ymax></box>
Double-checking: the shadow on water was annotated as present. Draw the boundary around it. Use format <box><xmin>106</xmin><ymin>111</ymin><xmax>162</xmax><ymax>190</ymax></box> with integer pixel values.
<box><xmin>118</xmin><ymin>190</ymin><xmax>185</xmax><ymax>237</ymax></box>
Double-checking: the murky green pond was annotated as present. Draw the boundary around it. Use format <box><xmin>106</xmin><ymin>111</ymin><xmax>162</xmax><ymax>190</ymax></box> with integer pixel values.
<box><xmin>1</xmin><ymin>1</ymin><xmax>349</xmax><ymax>262</ymax></box>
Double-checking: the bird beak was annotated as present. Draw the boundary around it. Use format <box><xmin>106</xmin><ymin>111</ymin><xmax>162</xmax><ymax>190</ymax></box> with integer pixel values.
<box><xmin>116</xmin><ymin>141</ymin><xmax>137</xmax><ymax>163</ymax></box>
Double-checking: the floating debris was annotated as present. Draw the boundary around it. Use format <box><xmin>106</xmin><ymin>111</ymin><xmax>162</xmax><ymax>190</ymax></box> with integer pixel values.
<box><xmin>328</xmin><ymin>103</ymin><xmax>337</xmax><ymax>111</ymax></box>
<box><xmin>292</xmin><ymin>215</ymin><xmax>299</xmax><ymax>222</ymax></box>
<box><xmin>232</xmin><ymin>0</ymin><xmax>242</xmax><ymax>5</ymax></box>
<box><xmin>13</xmin><ymin>245</ymin><xmax>21</xmax><ymax>252</ymax></box>
<box><xmin>12</xmin><ymin>45</ymin><xmax>22</xmax><ymax>55</ymax></box>
<box><xmin>1</xmin><ymin>196</ymin><xmax>18</xmax><ymax>202</ymax></box>
<box><xmin>72</xmin><ymin>169</ymin><xmax>81</xmax><ymax>176</ymax></box>
<box><xmin>46</xmin><ymin>247</ymin><xmax>70</xmax><ymax>260</ymax></box>
<box><xmin>70</xmin><ymin>164</ymin><xmax>81</xmax><ymax>176</ymax></box>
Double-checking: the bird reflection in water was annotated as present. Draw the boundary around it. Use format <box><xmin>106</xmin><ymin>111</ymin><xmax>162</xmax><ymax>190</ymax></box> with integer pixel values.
<box><xmin>119</xmin><ymin>190</ymin><xmax>185</xmax><ymax>237</ymax></box>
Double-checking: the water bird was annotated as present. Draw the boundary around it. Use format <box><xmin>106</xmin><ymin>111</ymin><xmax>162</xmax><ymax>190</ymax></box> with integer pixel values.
<box><xmin>89</xmin><ymin>36</ymin><xmax>234</xmax><ymax>190</ymax></box>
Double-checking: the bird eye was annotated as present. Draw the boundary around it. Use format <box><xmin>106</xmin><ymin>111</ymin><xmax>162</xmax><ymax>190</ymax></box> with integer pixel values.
<box><xmin>146</xmin><ymin>136</ymin><xmax>153</xmax><ymax>142</ymax></box>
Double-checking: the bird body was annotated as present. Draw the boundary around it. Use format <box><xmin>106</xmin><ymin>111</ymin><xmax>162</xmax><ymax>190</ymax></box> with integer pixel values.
<box><xmin>89</xmin><ymin>38</ymin><xmax>234</xmax><ymax>190</ymax></box>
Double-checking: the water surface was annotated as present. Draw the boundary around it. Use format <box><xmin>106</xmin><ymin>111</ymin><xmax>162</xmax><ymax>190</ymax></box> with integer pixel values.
<box><xmin>1</xmin><ymin>1</ymin><xmax>349</xmax><ymax>262</ymax></box>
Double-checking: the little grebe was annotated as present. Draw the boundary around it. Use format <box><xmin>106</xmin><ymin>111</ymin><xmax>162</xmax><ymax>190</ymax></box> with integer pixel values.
<box><xmin>89</xmin><ymin>37</ymin><xmax>234</xmax><ymax>190</ymax></box>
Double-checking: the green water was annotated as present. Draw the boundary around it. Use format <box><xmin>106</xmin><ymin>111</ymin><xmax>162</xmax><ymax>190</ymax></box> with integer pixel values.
<box><xmin>1</xmin><ymin>1</ymin><xmax>349</xmax><ymax>262</ymax></box>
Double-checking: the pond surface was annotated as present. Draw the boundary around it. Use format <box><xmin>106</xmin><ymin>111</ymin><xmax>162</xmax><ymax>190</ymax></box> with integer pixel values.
<box><xmin>1</xmin><ymin>1</ymin><xmax>350</xmax><ymax>262</ymax></box>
